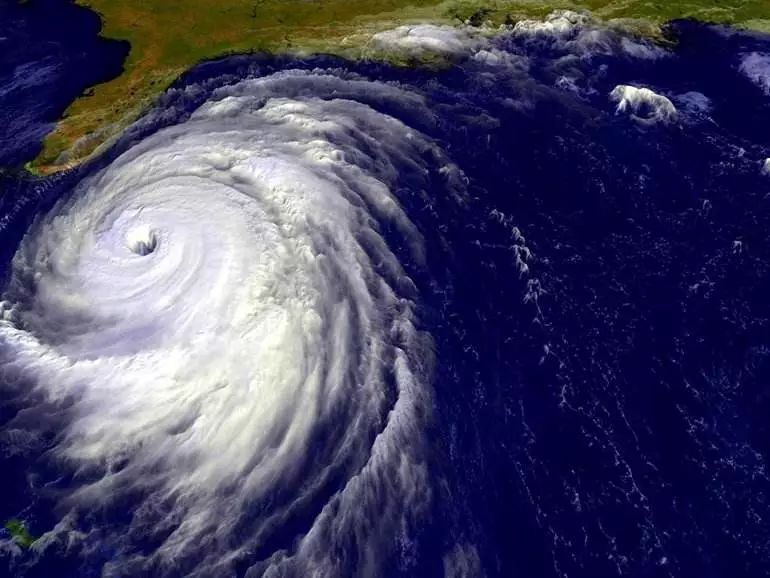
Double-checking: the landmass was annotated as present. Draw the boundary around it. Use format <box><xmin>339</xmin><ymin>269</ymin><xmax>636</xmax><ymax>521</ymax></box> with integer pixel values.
<box><xmin>3</xmin><ymin>519</ymin><xmax>36</xmax><ymax>548</ymax></box>
<box><xmin>25</xmin><ymin>0</ymin><xmax>770</xmax><ymax>173</ymax></box>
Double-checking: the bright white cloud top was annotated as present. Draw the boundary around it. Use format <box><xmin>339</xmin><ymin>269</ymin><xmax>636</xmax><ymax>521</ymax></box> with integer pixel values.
<box><xmin>0</xmin><ymin>68</ymin><xmax>453</xmax><ymax>576</ymax></box>
<box><xmin>610</xmin><ymin>85</ymin><xmax>678</xmax><ymax>125</ymax></box>
<box><xmin>370</xmin><ymin>24</ymin><xmax>485</xmax><ymax>57</ymax></box>
<box><xmin>513</xmin><ymin>10</ymin><xmax>666</xmax><ymax>60</ymax></box>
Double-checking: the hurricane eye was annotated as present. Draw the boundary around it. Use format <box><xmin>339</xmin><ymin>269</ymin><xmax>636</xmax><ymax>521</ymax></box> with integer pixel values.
<box><xmin>126</xmin><ymin>227</ymin><xmax>158</xmax><ymax>256</ymax></box>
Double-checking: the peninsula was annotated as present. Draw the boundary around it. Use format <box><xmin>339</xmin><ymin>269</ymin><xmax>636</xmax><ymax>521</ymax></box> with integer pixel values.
<box><xmin>28</xmin><ymin>0</ymin><xmax>770</xmax><ymax>173</ymax></box>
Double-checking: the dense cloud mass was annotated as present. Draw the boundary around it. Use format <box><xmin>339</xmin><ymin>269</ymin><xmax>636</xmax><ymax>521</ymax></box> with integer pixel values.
<box><xmin>370</xmin><ymin>24</ymin><xmax>486</xmax><ymax>57</ymax></box>
<box><xmin>0</xmin><ymin>69</ymin><xmax>460</xmax><ymax>576</ymax></box>
<box><xmin>2</xmin><ymin>10</ymin><xmax>770</xmax><ymax>578</ymax></box>
<box><xmin>512</xmin><ymin>10</ymin><xmax>667</xmax><ymax>60</ymax></box>
<box><xmin>609</xmin><ymin>85</ymin><xmax>678</xmax><ymax>124</ymax></box>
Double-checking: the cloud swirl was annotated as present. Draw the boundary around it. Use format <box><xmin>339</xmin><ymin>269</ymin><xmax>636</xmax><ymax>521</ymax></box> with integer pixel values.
<box><xmin>0</xmin><ymin>69</ymin><xmax>453</xmax><ymax>576</ymax></box>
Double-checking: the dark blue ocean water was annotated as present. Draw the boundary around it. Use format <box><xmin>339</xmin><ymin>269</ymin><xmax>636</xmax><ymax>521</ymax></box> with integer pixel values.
<box><xmin>1</xmin><ymin>9</ymin><xmax>770</xmax><ymax>578</ymax></box>
<box><xmin>0</xmin><ymin>0</ymin><xmax>127</xmax><ymax>275</ymax></box>
<box><xmin>0</xmin><ymin>0</ymin><xmax>127</xmax><ymax>168</ymax></box>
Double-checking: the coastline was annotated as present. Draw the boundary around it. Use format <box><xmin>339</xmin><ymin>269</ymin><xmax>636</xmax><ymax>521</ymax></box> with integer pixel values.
<box><xmin>12</xmin><ymin>0</ymin><xmax>770</xmax><ymax>174</ymax></box>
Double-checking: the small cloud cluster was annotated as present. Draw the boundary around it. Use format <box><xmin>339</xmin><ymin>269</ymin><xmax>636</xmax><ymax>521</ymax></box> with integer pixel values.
<box><xmin>740</xmin><ymin>52</ymin><xmax>770</xmax><ymax>95</ymax></box>
<box><xmin>610</xmin><ymin>84</ymin><xmax>678</xmax><ymax>125</ymax></box>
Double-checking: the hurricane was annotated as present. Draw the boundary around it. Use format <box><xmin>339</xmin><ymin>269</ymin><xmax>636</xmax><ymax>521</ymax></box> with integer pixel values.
<box><xmin>0</xmin><ymin>69</ymin><xmax>457</xmax><ymax>576</ymax></box>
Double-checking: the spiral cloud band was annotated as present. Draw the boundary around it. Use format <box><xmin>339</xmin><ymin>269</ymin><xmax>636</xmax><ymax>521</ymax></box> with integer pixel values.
<box><xmin>0</xmin><ymin>69</ymin><xmax>454</xmax><ymax>576</ymax></box>
<box><xmin>6</xmin><ymin>11</ymin><xmax>765</xmax><ymax>577</ymax></box>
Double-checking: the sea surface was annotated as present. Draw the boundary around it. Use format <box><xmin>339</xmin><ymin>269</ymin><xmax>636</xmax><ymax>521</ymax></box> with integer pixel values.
<box><xmin>0</xmin><ymin>0</ymin><xmax>127</xmax><ymax>168</ymax></box>
<box><xmin>1</xmin><ymin>7</ymin><xmax>769</xmax><ymax>578</ymax></box>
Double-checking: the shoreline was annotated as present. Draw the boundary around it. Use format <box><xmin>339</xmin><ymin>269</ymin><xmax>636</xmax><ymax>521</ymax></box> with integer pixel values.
<box><xmin>12</xmin><ymin>0</ymin><xmax>770</xmax><ymax>175</ymax></box>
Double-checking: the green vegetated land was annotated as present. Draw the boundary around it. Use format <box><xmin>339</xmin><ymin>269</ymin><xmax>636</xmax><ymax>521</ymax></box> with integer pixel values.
<box><xmin>4</xmin><ymin>519</ymin><xmax>36</xmax><ymax>548</ymax></box>
<box><xmin>21</xmin><ymin>0</ymin><xmax>770</xmax><ymax>173</ymax></box>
